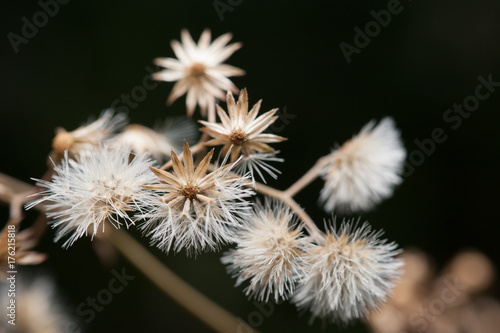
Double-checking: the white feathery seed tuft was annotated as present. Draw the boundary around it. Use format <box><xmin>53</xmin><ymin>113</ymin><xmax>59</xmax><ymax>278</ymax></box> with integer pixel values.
<box><xmin>221</xmin><ymin>199</ymin><xmax>308</xmax><ymax>302</ymax></box>
<box><xmin>199</xmin><ymin>89</ymin><xmax>286</xmax><ymax>184</ymax></box>
<box><xmin>28</xmin><ymin>147</ymin><xmax>157</xmax><ymax>247</ymax></box>
<box><xmin>319</xmin><ymin>117</ymin><xmax>406</xmax><ymax>213</ymax></box>
<box><xmin>292</xmin><ymin>220</ymin><xmax>403</xmax><ymax>324</ymax></box>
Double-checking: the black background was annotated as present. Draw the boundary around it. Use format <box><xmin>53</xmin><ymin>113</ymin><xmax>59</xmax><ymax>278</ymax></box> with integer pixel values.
<box><xmin>1</xmin><ymin>0</ymin><xmax>500</xmax><ymax>332</ymax></box>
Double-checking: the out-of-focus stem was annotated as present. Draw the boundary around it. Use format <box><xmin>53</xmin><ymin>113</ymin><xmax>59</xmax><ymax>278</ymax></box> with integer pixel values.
<box><xmin>0</xmin><ymin>172</ymin><xmax>259</xmax><ymax>333</ymax></box>
<box><xmin>0</xmin><ymin>172</ymin><xmax>37</xmax><ymax>220</ymax></box>
<box><xmin>105</xmin><ymin>228</ymin><xmax>258</xmax><ymax>333</ymax></box>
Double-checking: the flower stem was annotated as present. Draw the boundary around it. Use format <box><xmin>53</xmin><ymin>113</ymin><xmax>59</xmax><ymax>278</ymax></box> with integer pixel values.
<box><xmin>0</xmin><ymin>172</ymin><xmax>38</xmax><ymax>219</ymax></box>
<box><xmin>105</xmin><ymin>228</ymin><xmax>258</xmax><ymax>333</ymax></box>
<box><xmin>0</xmin><ymin>172</ymin><xmax>259</xmax><ymax>333</ymax></box>
<box><xmin>283</xmin><ymin>156</ymin><xmax>329</xmax><ymax>198</ymax></box>
<box><xmin>253</xmin><ymin>182</ymin><xmax>323</xmax><ymax>240</ymax></box>
<box><xmin>205</xmin><ymin>165</ymin><xmax>324</xmax><ymax>241</ymax></box>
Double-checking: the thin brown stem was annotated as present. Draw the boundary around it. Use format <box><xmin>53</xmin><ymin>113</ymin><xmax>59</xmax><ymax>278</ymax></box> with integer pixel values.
<box><xmin>0</xmin><ymin>172</ymin><xmax>38</xmax><ymax>220</ymax></box>
<box><xmin>206</xmin><ymin>165</ymin><xmax>324</xmax><ymax>241</ymax></box>
<box><xmin>254</xmin><ymin>182</ymin><xmax>323</xmax><ymax>240</ymax></box>
<box><xmin>284</xmin><ymin>156</ymin><xmax>330</xmax><ymax>198</ymax></box>
<box><xmin>105</xmin><ymin>228</ymin><xmax>258</xmax><ymax>333</ymax></box>
<box><xmin>0</xmin><ymin>172</ymin><xmax>258</xmax><ymax>333</ymax></box>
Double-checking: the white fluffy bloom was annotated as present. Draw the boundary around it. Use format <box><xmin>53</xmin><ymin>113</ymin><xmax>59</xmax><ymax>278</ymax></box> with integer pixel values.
<box><xmin>139</xmin><ymin>142</ymin><xmax>254</xmax><ymax>255</ymax></box>
<box><xmin>28</xmin><ymin>147</ymin><xmax>157</xmax><ymax>247</ymax></box>
<box><xmin>153</xmin><ymin>29</ymin><xmax>244</xmax><ymax>119</ymax></box>
<box><xmin>109</xmin><ymin>118</ymin><xmax>197</xmax><ymax>162</ymax></box>
<box><xmin>319</xmin><ymin>117</ymin><xmax>406</xmax><ymax>213</ymax></box>
<box><xmin>292</xmin><ymin>220</ymin><xmax>403</xmax><ymax>324</ymax></box>
<box><xmin>221</xmin><ymin>199</ymin><xmax>308</xmax><ymax>302</ymax></box>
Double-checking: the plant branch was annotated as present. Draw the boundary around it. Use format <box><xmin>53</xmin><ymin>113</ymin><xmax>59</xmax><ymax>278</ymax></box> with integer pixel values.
<box><xmin>253</xmin><ymin>182</ymin><xmax>323</xmax><ymax>240</ymax></box>
<box><xmin>105</xmin><ymin>228</ymin><xmax>258</xmax><ymax>333</ymax></box>
<box><xmin>0</xmin><ymin>172</ymin><xmax>258</xmax><ymax>333</ymax></box>
<box><xmin>206</xmin><ymin>165</ymin><xmax>324</xmax><ymax>240</ymax></box>
<box><xmin>0</xmin><ymin>172</ymin><xmax>38</xmax><ymax>220</ymax></box>
<box><xmin>283</xmin><ymin>156</ymin><xmax>330</xmax><ymax>198</ymax></box>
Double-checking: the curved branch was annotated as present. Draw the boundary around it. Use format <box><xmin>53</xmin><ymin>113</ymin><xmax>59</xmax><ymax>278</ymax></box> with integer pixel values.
<box><xmin>105</xmin><ymin>228</ymin><xmax>258</xmax><ymax>333</ymax></box>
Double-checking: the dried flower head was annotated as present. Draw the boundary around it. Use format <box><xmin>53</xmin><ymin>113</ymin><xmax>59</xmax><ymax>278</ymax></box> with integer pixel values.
<box><xmin>0</xmin><ymin>218</ymin><xmax>47</xmax><ymax>277</ymax></box>
<box><xmin>109</xmin><ymin>118</ymin><xmax>197</xmax><ymax>162</ymax></box>
<box><xmin>153</xmin><ymin>29</ymin><xmax>244</xmax><ymax>119</ymax></box>
<box><xmin>319</xmin><ymin>117</ymin><xmax>406</xmax><ymax>213</ymax></box>
<box><xmin>0</xmin><ymin>277</ymin><xmax>76</xmax><ymax>333</ymax></box>
<box><xmin>292</xmin><ymin>220</ymin><xmax>403</xmax><ymax>324</ymax></box>
<box><xmin>199</xmin><ymin>89</ymin><xmax>286</xmax><ymax>182</ymax></box>
<box><xmin>221</xmin><ymin>199</ymin><xmax>308</xmax><ymax>302</ymax></box>
<box><xmin>51</xmin><ymin>109</ymin><xmax>127</xmax><ymax>158</ymax></box>
<box><xmin>140</xmin><ymin>141</ymin><xmax>254</xmax><ymax>255</ymax></box>
<box><xmin>28</xmin><ymin>147</ymin><xmax>157</xmax><ymax>247</ymax></box>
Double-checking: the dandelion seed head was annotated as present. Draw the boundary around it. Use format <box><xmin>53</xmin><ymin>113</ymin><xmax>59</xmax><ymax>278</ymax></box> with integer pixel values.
<box><xmin>234</xmin><ymin>151</ymin><xmax>283</xmax><ymax>185</ymax></box>
<box><xmin>292</xmin><ymin>220</ymin><xmax>403</xmax><ymax>324</ymax></box>
<box><xmin>222</xmin><ymin>199</ymin><xmax>308</xmax><ymax>302</ymax></box>
<box><xmin>320</xmin><ymin>117</ymin><xmax>406</xmax><ymax>213</ymax></box>
<box><xmin>29</xmin><ymin>147</ymin><xmax>156</xmax><ymax>247</ymax></box>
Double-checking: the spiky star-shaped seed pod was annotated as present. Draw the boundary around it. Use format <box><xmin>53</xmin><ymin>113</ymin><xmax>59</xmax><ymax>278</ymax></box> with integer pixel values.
<box><xmin>200</xmin><ymin>89</ymin><xmax>286</xmax><ymax>183</ymax></box>
<box><xmin>153</xmin><ymin>29</ymin><xmax>245</xmax><ymax>119</ymax></box>
<box><xmin>140</xmin><ymin>141</ymin><xmax>254</xmax><ymax>255</ymax></box>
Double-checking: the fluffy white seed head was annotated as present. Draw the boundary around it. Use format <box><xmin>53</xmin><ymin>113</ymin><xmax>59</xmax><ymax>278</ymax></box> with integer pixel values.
<box><xmin>292</xmin><ymin>220</ymin><xmax>403</xmax><ymax>324</ymax></box>
<box><xmin>319</xmin><ymin>117</ymin><xmax>406</xmax><ymax>213</ymax></box>
<box><xmin>28</xmin><ymin>147</ymin><xmax>157</xmax><ymax>247</ymax></box>
<box><xmin>139</xmin><ymin>142</ymin><xmax>254</xmax><ymax>256</ymax></box>
<box><xmin>221</xmin><ymin>199</ymin><xmax>308</xmax><ymax>302</ymax></box>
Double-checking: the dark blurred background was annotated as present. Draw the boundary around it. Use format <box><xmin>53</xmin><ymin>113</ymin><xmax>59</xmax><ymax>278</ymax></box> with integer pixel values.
<box><xmin>1</xmin><ymin>0</ymin><xmax>500</xmax><ymax>332</ymax></box>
